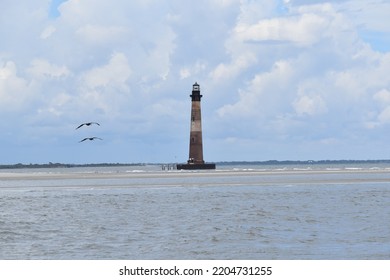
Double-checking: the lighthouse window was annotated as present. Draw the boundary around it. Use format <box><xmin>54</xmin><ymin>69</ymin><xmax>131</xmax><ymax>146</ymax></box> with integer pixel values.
<box><xmin>192</xmin><ymin>115</ymin><xmax>195</xmax><ymax>121</ymax></box>
<box><xmin>192</xmin><ymin>137</ymin><xmax>195</xmax><ymax>143</ymax></box>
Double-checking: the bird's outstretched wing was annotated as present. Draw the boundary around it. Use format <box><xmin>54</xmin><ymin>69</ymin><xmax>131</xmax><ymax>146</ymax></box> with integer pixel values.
<box><xmin>92</xmin><ymin>137</ymin><xmax>103</xmax><ymax>140</ymax></box>
<box><xmin>79</xmin><ymin>138</ymin><xmax>88</xmax><ymax>142</ymax></box>
<box><xmin>76</xmin><ymin>124</ymin><xmax>85</xmax><ymax>130</ymax></box>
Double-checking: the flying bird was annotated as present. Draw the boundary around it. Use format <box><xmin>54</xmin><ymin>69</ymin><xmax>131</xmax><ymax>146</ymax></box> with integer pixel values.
<box><xmin>79</xmin><ymin>137</ymin><xmax>103</xmax><ymax>143</ymax></box>
<box><xmin>76</xmin><ymin>122</ymin><xmax>100</xmax><ymax>130</ymax></box>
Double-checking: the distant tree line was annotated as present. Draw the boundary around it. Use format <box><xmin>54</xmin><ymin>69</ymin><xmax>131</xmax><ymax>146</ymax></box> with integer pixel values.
<box><xmin>216</xmin><ymin>159</ymin><xmax>390</xmax><ymax>165</ymax></box>
<box><xmin>0</xmin><ymin>162</ymin><xmax>145</xmax><ymax>169</ymax></box>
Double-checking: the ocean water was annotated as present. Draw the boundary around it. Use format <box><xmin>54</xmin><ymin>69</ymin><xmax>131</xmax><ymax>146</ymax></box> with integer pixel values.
<box><xmin>0</xmin><ymin>163</ymin><xmax>389</xmax><ymax>259</ymax></box>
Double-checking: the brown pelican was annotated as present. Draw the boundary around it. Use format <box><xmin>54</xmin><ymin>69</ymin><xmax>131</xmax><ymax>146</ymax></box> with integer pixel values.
<box><xmin>79</xmin><ymin>137</ymin><xmax>103</xmax><ymax>142</ymax></box>
<box><xmin>76</xmin><ymin>122</ymin><xmax>100</xmax><ymax>129</ymax></box>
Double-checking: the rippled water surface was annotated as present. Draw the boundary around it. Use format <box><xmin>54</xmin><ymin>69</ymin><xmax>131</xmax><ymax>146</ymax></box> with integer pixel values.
<box><xmin>1</xmin><ymin>163</ymin><xmax>389</xmax><ymax>259</ymax></box>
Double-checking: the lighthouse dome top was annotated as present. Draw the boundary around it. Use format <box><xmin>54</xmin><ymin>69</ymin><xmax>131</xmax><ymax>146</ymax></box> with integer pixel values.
<box><xmin>193</xmin><ymin>82</ymin><xmax>200</xmax><ymax>91</ymax></box>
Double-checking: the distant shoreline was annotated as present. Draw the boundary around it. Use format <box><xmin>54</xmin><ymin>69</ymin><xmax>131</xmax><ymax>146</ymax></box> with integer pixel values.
<box><xmin>2</xmin><ymin>160</ymin><xmax>390</xmax><ymax>169</ymax></box>
<box><xmin>0</xmin><ymin>162</ymin><xmax>145</xmax><ymax>170</ymax></box>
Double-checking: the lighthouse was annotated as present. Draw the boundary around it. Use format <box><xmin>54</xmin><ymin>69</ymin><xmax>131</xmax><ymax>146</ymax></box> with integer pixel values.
<box><xmin>177</xmin><ymin>82</ymin><xmax>216</xmax><ymax>170</ymax></box>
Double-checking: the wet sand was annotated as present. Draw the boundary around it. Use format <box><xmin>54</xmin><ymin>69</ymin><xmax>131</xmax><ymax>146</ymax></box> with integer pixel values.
<box><xmin>1</xmin><ymin>168</ymin><xmax>390</xmax><ymax>187</ymax></box>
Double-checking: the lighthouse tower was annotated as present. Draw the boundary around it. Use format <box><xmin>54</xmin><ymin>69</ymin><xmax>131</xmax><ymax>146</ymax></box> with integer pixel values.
<box><xmin>177</xmin><ymin>82</ymin><xmax>216</xmax><ymax>170</ymax></box>
<box><xmin>188</xmin><ymin>82</ymin><xmax>204</xmax><ymax>164</ymax></box>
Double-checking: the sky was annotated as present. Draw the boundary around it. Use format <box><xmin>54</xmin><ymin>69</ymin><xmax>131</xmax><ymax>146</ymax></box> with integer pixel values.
<box><xmin>1</xmin><ymin>0</ymin><xmax>390</xmax><ymax>164</ymax></box>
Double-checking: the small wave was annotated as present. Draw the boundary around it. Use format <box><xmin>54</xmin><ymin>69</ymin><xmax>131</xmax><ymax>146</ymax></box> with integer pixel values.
<box><xmin>293</xmin><ymin>168</ymin><xmax>312</xmax><ymax>171</ymax></box>
<box><xmin>275</xmin><ymin>168</ymin><xmax>288</xmax><ymax>171</ymax></box>
<box><xmin>369</xmin><ymin>167</ymin><xmax>381</xmax><ymax>170</ymax></box>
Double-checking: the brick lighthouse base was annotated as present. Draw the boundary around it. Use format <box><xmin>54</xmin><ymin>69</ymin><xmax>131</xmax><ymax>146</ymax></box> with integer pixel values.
<box><xmin>176</xmin><ymin>163</ymin><xmax>216</xmax><ymax>170</ymax></box>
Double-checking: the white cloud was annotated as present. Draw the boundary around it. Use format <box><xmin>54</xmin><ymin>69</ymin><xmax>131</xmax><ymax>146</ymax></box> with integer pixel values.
<box><xmin>210</xmin><ymin>53</ymin><xmax>257</xmax><ymax>82</ymax></box>
<box><xmin>76</xmin><ymin>24</ymin><xmax>128</xmax><ymax>44</ymax></box>
<box><xmin>210</xmin><ymin>0</ymin><xmax>237</xmax><ymax>8</ymax></box>
<box><xmin>40</xmin><ymin>25</ymin><xmax>56</xmax><ymax>39</ymax></box>
<box><xmin>340</xmin><ymin>0</ymin><xmax>390</xmax><ymax>33</ymax></box>
<box><xmin>378</xmin><ymin>107</ymin><xmax>390</xmax><ymax>124</ymax></box>
<box><xmin>28</xmin><ymin>59</ymin><xmax>70</xmax><ymax>79</ymax></box>
<box><xmin>372</xmin><ymin>89</ymin><xmax>390</xmax><ymax>125</ymax></box>
<box><xmin>0</xmin><ymin>61</ymin><xmax>31</xmax><ymax>111</ymax></box>
<box><xmin>293</xmin><ymin>95</ymin><xmax>327</xmax><ymax>116</ymax></box>
<box><xmin>37</xmin><ymin>92</ymin><xmax>72</xmax><ymax>117</ymax></box>
<box><xmin>374</xmin><ymin>89</ymin><xmax>390</xmax><ymax>105</ymax></box>
<box><xmin>179</xmin><ymin>68</ymin><xmax>191</xmax><ymax>79</ymax></box>
<box><xmin>217</xmin><ymin>59</ymin><xmax>295</xmax><ymax>118</ymax></box>
<box><xmin>234</xmin><ymin>13</ymin><xmax>328</xmax><ymax>46</ymax></box>
<box><xmin>180</xmin><ymin>61</ymin><xmax>207</xmax><ymax>80</ymax></box>
<box><xmin>82</xmin><ymin>52</ymin><xmax>131</xmax><ymax>90</ymax></box>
